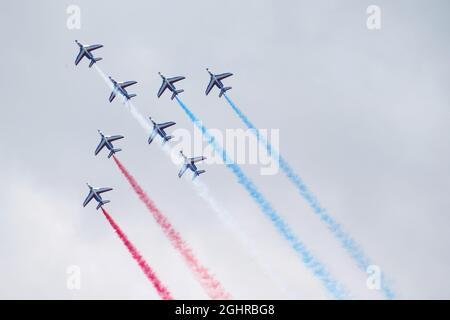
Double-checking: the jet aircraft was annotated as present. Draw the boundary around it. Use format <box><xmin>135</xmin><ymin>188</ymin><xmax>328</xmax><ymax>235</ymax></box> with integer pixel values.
<box><xmin>157</xmin><ymin>72</ymin><xmax>185</xmax><ymax>100</ymax></box>
<box><xmin>205</xmin><ymin>68</ymin><xmax>233</xmax><ymax>97</ymax></box>
<box><xmin>95</xmin><ymin>130</ymin><xmax>124</xmax><ymax>158</ymax></box>
<box><xmin>108</xmin><ymin>76</ymin><xmax>137</xmax><ymax>102</ymax></box>
<box><xmin>74</xmin><ymin>40</ymin><xmax>103</xmax><ymax>67</ymax></box>
<box><xmin>83</xmin><ymin>183</ymin><xmax>113</xmax><ymax>210</ymax></box>
<box><xmin>178</xmin><ymin>151</ymin><xmax>206</xmax><ymax>179</ymax></box>
<box><xmin>148</xmin><ymin>117</ymin><xmax>176</xmax><ymax>145</ymax></box>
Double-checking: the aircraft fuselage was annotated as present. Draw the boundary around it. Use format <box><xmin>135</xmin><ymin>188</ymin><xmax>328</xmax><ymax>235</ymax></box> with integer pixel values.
<box><xmin>156</xmin><ymin>126</ymin><xmax>166</xmax><ymax>137</ymax></box>
<box><xmin>213</xmin><ymin>76</ymin><xmax>225</xmax><ymax>89</ymax></box>
<box><xmin>165</xmin><ymin>79</ymin><xmax>177</xmax><ymax>93</ymax></box>
<box><xmin>84</xmin><ymin>48</ymin><xmax>95</xmax><ymax>61</ymax></box>
<box><xmin>89</xmin><ymin>189</ymin><xmax>103</xmax><ymax>203</ymax></box>
<box><xmin>188</xmin><ymin>163</ymin><xmax>198</xmax><ymax>172</ymax></box>
<box><xmin>105</xmin><ymin>139</ymin><xmax>114</xmax><ymax>150</ymax></box>
<box><xmin>78</xmin><ymin>44</ymin><xmax>95</xmax><ymax>61</ymax></box>
<box><xmin>112</xmin><ymin>82</ymin><xmax>130</xmax><ymax>100</ymax></box>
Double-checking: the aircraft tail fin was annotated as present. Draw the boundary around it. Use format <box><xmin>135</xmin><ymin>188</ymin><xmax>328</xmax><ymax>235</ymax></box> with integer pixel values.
<box><xmin>171</xmin><ymin>89</ymin><xmax>184</xmax><ymax>100</ymax></box>
<box><xmin>128</xmin><ymin>94</ymin><xmax>137</xmax><ymax>99</ymax></box>
<box><xmin>96</xmin><ymin>200</ymin><xmax>110</xmax><ymax>210</ymax></box>
<box><xmin>193</xmin><ymin>170</ymin><xmax>206</xmax><ymax>179</ymax></box>
<box><xmin>108</xmin><ymin>148</ymin><xmax>122</xmax><ymax>158</ymax></box>
<box><xmin>89</xmin><ymin>57</ymin><xmax>102</xmax><ymax>68</ymax></box>
<box><xmin>219</xmin><ymin>87</ymin><xmax>232</xmax><ymax>98</ymax></box>
<box><xmin>163</xmin><ymin>135</ymin><xmax>174</xmax><ymax>144</ymax></box>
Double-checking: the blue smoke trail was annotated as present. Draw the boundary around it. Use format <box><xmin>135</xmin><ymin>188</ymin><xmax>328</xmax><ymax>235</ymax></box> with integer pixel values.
<box><xmin>223</xmin><ymin>94</ymin><xmax>395</xmax><ymax>299</ymax></box>
<box><xmin>175</xmin><ymin>96</ymin><xmax>348</xmax><ymax>299</ymax></box>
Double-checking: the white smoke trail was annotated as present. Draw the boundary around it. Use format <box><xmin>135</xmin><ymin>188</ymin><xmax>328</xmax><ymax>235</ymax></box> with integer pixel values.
<box><xmin>223</xmin><ymin>94</ymin><xmax>395</xmax><ymax>298</ymax></box>
<box><xmin>175</xmin><ymin>97</ymin><xmax>348</xmax><ymax>299</ymax></box>
<box><xmin>192</xmin><ymin>178</ymin><xmax>293</xmax><ymax>298</ymax></box>
<box><xmin>93</xmin><ymin>64</ymin><xmax>111</xmax><ymax>89</ymax></box>
<box><xmin>92</xmin><ymin>64</ymin><xmax>290</xmax><ymax>297</ymax></box>
<box><xmin>128</xmin><ymin>102</ymin><xmax>152</xmax><ymax>131</ymax></box>
<box><xmin>158</xmin><ymin>132</ymin><xmax>291</xmax><ymax>296</ymax></box>
<box><xmin>93</xmin><ymin>64</ymin><xmax>151</xmax><ymax>131</ymax></box>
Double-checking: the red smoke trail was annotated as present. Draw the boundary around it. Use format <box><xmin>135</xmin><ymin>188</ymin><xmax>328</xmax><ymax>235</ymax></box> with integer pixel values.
<box><xmin>112</xmin><ymin>155</ymin><xmax>231</xmax><ymax>300</ymax></box>
<box><xmin>100</xmin><ymin>207</ymin><xmax>173</xmax><ymax>300</ymax></box>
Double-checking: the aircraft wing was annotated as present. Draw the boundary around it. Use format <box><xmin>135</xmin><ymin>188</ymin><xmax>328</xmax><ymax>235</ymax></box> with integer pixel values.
<box><xmin>74</xmin><ymin>49</ymin><xmax>85</xmax><ymax>65</ymax></box>
<box><xmin>190</xmin><ymin>156</ymin><xmax>206</xmax><ymax>164</ymax></box>
<box><xmin>148</xmin><ymin>128</ymin><xmax>158</xmax><ymax>144</ymax></box>
<box><xmin>158</xmin><ymin>121</ymin><xmax>176</xmax><ymax>130</ymax></box>
<box><xmin>205</xmin><ymin>78</ymin><xmax>215</xmax><ymax>95</ymax></box>
<box><xmin>109</xmin><ymin>91</ymin><xmax>116</xmax><ymax>102</ymax></box>
<box><xmin>83</xmin><ymin>191</ymin><xmax>94</xmax><ymax>207</ymax></box>
<box><xmin>119</xmin><ymin>81</ymin><xmax>137</xmax><ymax>89</ymax></box>
<box><xmin>178</xmin><ymin>164</ymin><xmax>188</xmax><ymax>178</ymax></box>
<box><xmin>96</xmin><ymin>187</ymin><xmax>113</xmax><ymax>194</ymax></box>
<box><xmin>106</xmin><ymin>135</ymin><xmax>124</xmax><ymax>143</ymax></box>
<box><xmin>157</xmin><ymin>82</ymin><xmax>168</xmax><ymax>97</ymax></box>
<box><xmin>215</xmin><ymin>72</ymin><xmax>233</xmax><ymax>81</ymax></box>
<box><xmin>167</xmin><ymin>76</ymin><xmax>185</xmax><ymax>84</ymax></box>
<box><xmin>94</xmin><ymin>139</ymin><xmax>106</xmax><ymax>155</ymax></box>
<box><xmin>86</xmin><ymin>44</ymin><xmax>103</xmax><ymax>52</ymax></box>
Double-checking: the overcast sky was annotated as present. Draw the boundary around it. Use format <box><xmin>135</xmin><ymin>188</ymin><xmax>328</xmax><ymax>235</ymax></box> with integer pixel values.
<box><xmin>0</xmin><ymin>0</ymin><xmax>449</xmax><ymax>299</ymax></box>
